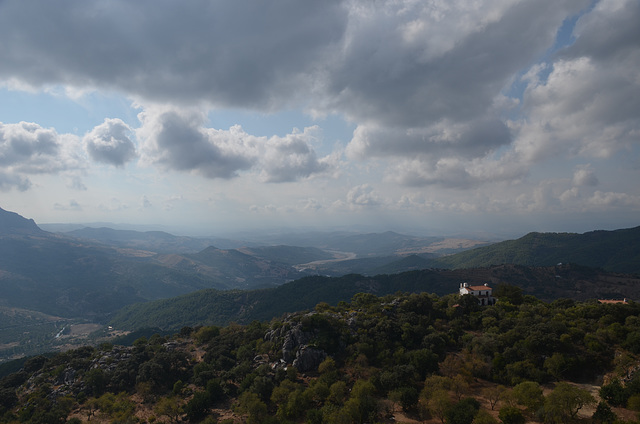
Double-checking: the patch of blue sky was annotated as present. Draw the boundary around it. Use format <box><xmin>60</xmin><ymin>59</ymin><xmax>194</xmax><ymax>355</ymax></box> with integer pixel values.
<box><xmin>0</xmin><ymin>87</ymin><xmax>137</xmax><ymax>135</ymax></box>
<box><xmin>500</xmin><ymin>3</ymin><xmax>595</xmax><ymax>120</ymax></box>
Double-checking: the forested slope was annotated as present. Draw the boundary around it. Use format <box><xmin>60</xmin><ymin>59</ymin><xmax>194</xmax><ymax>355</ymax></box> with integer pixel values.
<box><xmin>109</xmin><ymin>264</ymin><xmax>640</xmax><ymax>332</ymax></box>
<box><xmin>437</xmin><ymin>226</ymin><xmax>640</xmax><ymax>273</ymax></box>
<box><xmin>4</xmin><ymin>290</ymin><xmax>640</xmax><ymax>423</ymax></box>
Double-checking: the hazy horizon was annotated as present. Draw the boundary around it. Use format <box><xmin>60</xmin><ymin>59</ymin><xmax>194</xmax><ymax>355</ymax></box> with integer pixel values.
<box><xmin>34</xmin><ymin>212</ymin><xmax>638</xmax><ymax>241</ymax></box>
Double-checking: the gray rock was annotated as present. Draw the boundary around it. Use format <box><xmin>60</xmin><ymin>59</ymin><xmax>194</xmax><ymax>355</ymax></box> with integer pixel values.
<box><xmin>292</xmin><ymin>346</ymin><xmax>327</xmax><ymax>372</ymax></box>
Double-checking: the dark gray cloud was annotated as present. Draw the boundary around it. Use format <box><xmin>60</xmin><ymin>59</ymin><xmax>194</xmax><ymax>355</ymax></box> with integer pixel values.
<box><xmin>561</xmin><ymin>0</ymin><xmax>640</xmax><ymax>63</ymax></box>
<box><xmin>0</xmin><ymin>171</ymin><xmax>31</xmax><ymax>191</ymax></box>
<box><xmin>1</xmin><ymin>0</ymin><xmax>636</xmax><ymax>200</ymax></box>
<box><xmin>0</xmin><ymin>122</ymin><xmax>58</xmax><ymax>168</ymax></box>
<box><xmin>0</xmin><ymin>0</ymin><xmax>347</xmax><ymax>109</ymax></box>
<box><xmin>138</xmin><ymin>108</ymin><xmax>256</xmax><ymax>179</ymax></box>
<box><xmin>138</xmin><ymin>107</ymin><xmax>332</xmax><ymax>181</ymax></box>
<box><xmin>84</xmin><ymin>118</ymin><xmax>136</xmax><ymax>166</ymax></box>
<box><xmin>347</xmin><ymin>118</ymin><xmax>511</xmax><ymax>160</ymax></box>
<box><xmin>0</xmin><ymin>0</ymin><xmax>585</xmax><ymax>127</ymax></box>
<box><xmin>327</xmin><ymin>0</ymin><xmax>587</xmax><ymax>127</ymax></box>
<box><xmin>515</xmin><ymin>0</ymin><xmax>640</xmax><ymax>163</ymax></box>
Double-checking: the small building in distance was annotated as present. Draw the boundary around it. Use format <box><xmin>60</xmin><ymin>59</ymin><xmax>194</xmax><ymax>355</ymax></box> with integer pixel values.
<box><xmin>598</xmin><ymin>298</ymin><xmax>629</xmax><ymax>305</ymax></box>
<box><xmin>459</xmin><ymin>283</ymin><xmax>496</xmax><ymax>306</ymax></box>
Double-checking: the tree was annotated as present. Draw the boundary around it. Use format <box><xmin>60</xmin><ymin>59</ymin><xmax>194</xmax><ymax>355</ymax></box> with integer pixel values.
<box><xmin>184</xmin><ymin>391</ymin><xmax>212</xmax><ymax>422</ymax></box>
<box><xmin>428</xmin><ymin>389</ymin><xmax>453</xmax><ymax>424</ymax></box>
<box><xmin>399</xmin><ymin>386</ymin><xmax>419</xmax><ymax>412</ymax></box>
<box><xmin>482</xmin><ymin>385</ymin><xmax>506</xmax><ymax>410</ymax></box>
<box><xmin>544</xmin><ymin>352</ymin><xmax>572</xmax><ymax>381</ymax></box>
<box><xmin>237</xmin><ymin>392</ymin><xmax>268</xmax><ymax>424</ymax></box>
<box><xmin>84</xmin><ymin>397</ymin><xmax>99</xmax><ymax>421</ymax></box>
<box><xmin>155</xmin><ymin>396</ymin><xmax>183</xmax><ymax>423</ymax></box>
<box><xmin>423</xmin><ymin>375</ymin><xmax>453</xmax><ymax>398</ymax></box>
<box><xmin>542</xmin><ymin>382</ymin><xmax>595</xmax><ymax>423</ymax></box>
<box><xmin>328</xmin><ymin>381</ymin><xmax>348</xmax><ymax>405</ymax></box>
<box><xmin>307</xmin><ymin>408</ymin><xmax>324</xmax><ymax>424</ymax></box>
<box><xmin>85</xmin><ymin>368</ymin><xmax>107</xmax><ymax>396</ymax></box>
<box><xmin>445</xmin><ymin>397</ymin><xmax>480</xmax><ymax>424</ymax></box>
<box><xmin>96</xmin><ymin>392</ymin><xmax>136</xmax><ymax>422</ymax></box>
<box><xmin>342</xmin><ymin>380</ymin><xmax>379</xmax><ymax>424</ymax></box>
<box><xmin>629</xmin><ymin>393</ymin><xmax>640</xmax><ymax>411</ymax></box>
<box><xmin>194</xmin><ymin>326</ymin><xmax>220</xmax><ymax>345</ymax></box>
<box><xmin>592</xmin><ymin>401</ymin><xmax>617</xmax><ymax>424</ymax></box>
<box><xmin>388</xmin><ymin>389</ymin><xmax>403</xmax><ymax>413</ymax></box>
<box><xmin>498</xmin><ymin>406</ymin><xmax>525</xmax><ymax>424</ymax></box>
<box><xmin>472</xmin><ymin>409</ymin><xmax>499</xmax><ymax>424</ymax></box>
<box><xmin>452</xmin><ymin>374</ymin><xmax>470</xmax><ymax>401</ymax></box>
<box><xmin>440</xmin><ymin>354</ymin><xmax>471</xmax><ymax>380</ymax></box>
<box><xmin>512</xmin><ymin>381</ymin><xmax>544</xmax><ymax>415</ymax></box>
<box><xmin>352</xmin><ymin>292</ymin><xmax>379</xmax><ymax>307</ymax></box>
<box><xmin>599</xmin><ymin>378</ymin><xmax>627</xmax><ymax>406</ymax></box>
<box><xmin>494</xmin><ymin>283</ymin><xmax>523</xmax><ymax>305</ymax></box>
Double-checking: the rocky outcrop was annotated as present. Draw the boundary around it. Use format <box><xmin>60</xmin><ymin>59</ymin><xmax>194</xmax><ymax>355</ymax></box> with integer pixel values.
<box><xmin>264</xmin><ymin>313</ymin><xmax>329</xmax><ymax>373</ymax></box>
<box><xmin>293</xmin><ymin>346</ymin><xmax>327</xmax><ymax>372</ymax></box>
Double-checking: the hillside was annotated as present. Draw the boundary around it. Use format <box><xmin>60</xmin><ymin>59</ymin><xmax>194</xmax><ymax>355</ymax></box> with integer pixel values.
<box><xmin>109</xmin><ymin>264</ymin><xmax>640</xmax><ymax>332</ymax></box>
<box><xmin>0</xmin><ymin>207</ymin><xmax>43</xmax><ymax>235</ymax></box>
<box><xmin>233</xmin><ymin>230</ymin><xmax>477</xmax><ymax>257</ymax></box>
<box><xmin>108</xmin><ymin>270</ymin><xmax>458</xmax><ymax>331</ymax></box>
<box><xmin>237</xmin><ymin>245</ymin><xmax>335</xmax><ymax>265</ymax></box>
<box><xmin>3</xmin><ymin>291</ymin><xmax>640</xmax><ymax>423</ymax></box>
<box><xmin>66</xmin><ymin>226</ymin><xmax>258</xmax><ymax>253</ymax></box>
<box><xmin>437</xmin><ymin>226</ymin><xmax>640</xmax><ymax>273</ymax></box>
<box><xmin>0</xmin><ymin>209</ymin><xmax>331</xmax><ymax>319</ymax></box>
<box><xmin>0</xmin><ymin>234</ymin><xmax>230</xmax><ymax>319</ymax></box>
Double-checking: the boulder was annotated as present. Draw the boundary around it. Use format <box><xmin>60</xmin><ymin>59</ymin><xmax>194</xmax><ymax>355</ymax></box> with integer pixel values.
<box><xmin>292</xmin><ymin>346</ymin><xmax>327</xmax><ymax>372</ymax></box>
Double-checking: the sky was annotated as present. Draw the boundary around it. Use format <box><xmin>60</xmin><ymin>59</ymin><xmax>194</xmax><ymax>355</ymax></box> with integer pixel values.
<box><xmin>0</xmin><ymin>0</ymin><xmax>639</xmax><ymax>237</ymax></box>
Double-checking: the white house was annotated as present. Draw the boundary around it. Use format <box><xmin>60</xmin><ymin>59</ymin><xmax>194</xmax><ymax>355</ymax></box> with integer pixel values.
<box><xmin>459</xmin><ymin>283</ymin><xmax>496</xmax><ymax>306</ymax></box>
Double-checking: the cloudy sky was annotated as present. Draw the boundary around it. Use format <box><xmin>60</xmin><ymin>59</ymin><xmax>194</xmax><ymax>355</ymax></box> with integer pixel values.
<box><xmin>1</xmin><ymin>0</ymin><xmax>638</xmax><ymax>237</ymax></box>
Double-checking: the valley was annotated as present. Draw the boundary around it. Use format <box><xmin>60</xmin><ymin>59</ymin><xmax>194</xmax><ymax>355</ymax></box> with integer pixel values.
<box><xmin>0</xmin><ymin>206</ymin><xmax>639</xmax><ymax>423</ymax></box>
<box><xmin>0</xmin><ymin>206</ymin><xmax>639</xmax><ymax>363</ymax></box>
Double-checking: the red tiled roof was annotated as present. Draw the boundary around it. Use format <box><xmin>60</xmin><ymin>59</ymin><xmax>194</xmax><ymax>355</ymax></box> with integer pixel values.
<box><xmin>466</xmin><ymin>285</ymin><xmax>492</xmax><ymax>291</ymax></box>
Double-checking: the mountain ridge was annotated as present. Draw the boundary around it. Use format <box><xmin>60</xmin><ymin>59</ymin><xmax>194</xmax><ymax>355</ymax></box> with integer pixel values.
<box><xmin>0</xmin><ymin>207</ymin><xmax>43</xmax><ymax>235</ymax></box>
<box><xmin>109</xmin><ymin>263</ymin><xmax>640</xmax><ymax>332</ymax></box>
<box><xmin>435</xmin><ymin>226</ymin><xmax>640</xmax><ymax>273</ymax></box>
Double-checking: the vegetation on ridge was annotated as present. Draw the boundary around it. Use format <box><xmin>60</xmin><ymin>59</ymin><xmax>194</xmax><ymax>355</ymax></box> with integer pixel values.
<box><xmin>4</xmin><ymin>288</ymin><xmax>640</xmax><ymax>423</ymax></box>
<box><xmin>436</xmin><ymin>226</ymin><xmax>640</xmax><ymax>273</ymax></box>
<box><xmin>109</xmin><ymin>263</ymin><xmax>640</xmax><ymax>332</ymax></box>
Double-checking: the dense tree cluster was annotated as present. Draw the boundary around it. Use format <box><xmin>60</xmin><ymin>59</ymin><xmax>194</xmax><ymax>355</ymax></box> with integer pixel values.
<box><xmin>2</xmin><ymin>287</ymin><xmax>640</xmax><ymax>423</ymax></box>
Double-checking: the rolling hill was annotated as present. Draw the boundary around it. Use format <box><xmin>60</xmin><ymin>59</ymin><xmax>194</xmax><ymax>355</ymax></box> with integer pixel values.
<box><xmin>108</xmin><ymin>263</ymin><xmax>640</xmax><ymax>332</ymax></box>
<box><xmin>2</xmin><ymin>205</ymin><xmax>640</xmax><ymax>361</ymax></box>
<box><xmin>436</xmin><ymin>226</ymin><xmax>640</xmax><ymax>273</ymax></box>
<box><xmin>108</xmin><ymin>269</ymin><xmax>460</xmax><ymax>331</ymax></box>
<box><xmin>65</xmin><ymin>226</ymin><xmax>257</xmax><ymax>253</ymax></box>
<box><xmin>0</xmin><ymin>208</ymin><xmax>331</xmax><ymax>322</ymax></box>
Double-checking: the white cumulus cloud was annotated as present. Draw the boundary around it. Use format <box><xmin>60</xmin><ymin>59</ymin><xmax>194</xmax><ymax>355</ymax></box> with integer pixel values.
<box><xmin>0</xmin><ymin>121</ymin><xmax>86</xmax><ymax>190</ymax></box>
<box><xmin>84</xmin><ymin>118</ymin><xmax>137</xmax><ymax>167</ymax></box>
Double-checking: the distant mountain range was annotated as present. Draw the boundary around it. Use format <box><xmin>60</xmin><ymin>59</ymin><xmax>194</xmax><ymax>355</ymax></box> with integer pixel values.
<box><xmin>0</xmin><ymin>207</ymin><xmax>470</xmax><ymax>322</ymax></box>
<box><xmin>435</xmin><ymin>227</ymin><xmax>640</xmax><ymax>273</ymax></box>
<box><xmin>1</xmin><ymin>205</ymin><xmax>639</xmax><ymax>360</ymax></box>
<box><xmin>110</xmin><ymin>263</ymin><xmax>640</xmax><ymax>332</ymax></box>
<box><xmin>65</xmin><ymin>226</ymin><xmax>257</xmax><ymax>253</ymax></box>
<box><xmin>299</xmin><ymin>226</ymin><xmax>640</xmax><ymax>276</ymax></box>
